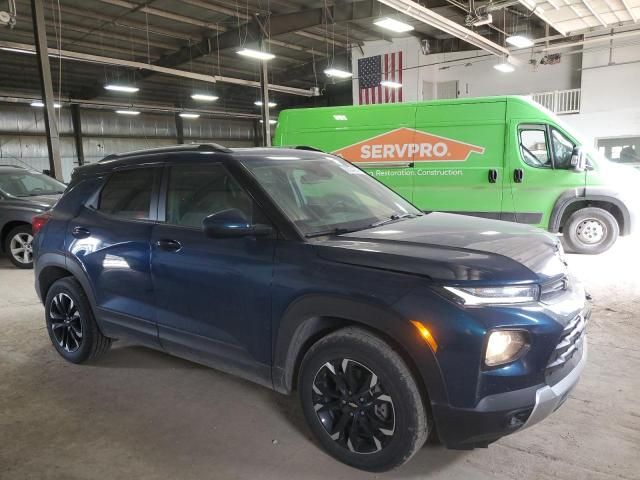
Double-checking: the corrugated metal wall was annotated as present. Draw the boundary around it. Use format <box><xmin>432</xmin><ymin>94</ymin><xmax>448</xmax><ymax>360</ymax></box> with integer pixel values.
<box><xmin>0</xmin><ymin>103</ymin><xmax>257</xmax><ymax>180</ymax></box>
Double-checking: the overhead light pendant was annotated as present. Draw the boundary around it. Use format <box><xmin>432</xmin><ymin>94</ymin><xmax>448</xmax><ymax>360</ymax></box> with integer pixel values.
<box><xmin>494</xmin><ymin>62</ymin><xmax>515</xmax><ymax>73</ymax></box>
<box><xmin>31</xmin><ymin>101</ymin><xmax>61</xmax><ymax>108</ymax></box>
<box><xmin>506</xmin><ymin>35</ymin><xmax>535</xmax><ymax>48</ymax></box>
<box><xmin>381</xmin><ymin>80</ymin><xmax>402</xmax><ymax>88</ymax></box>
<box><xmin>324</xmin><ymin>68</ymin><xmax>353</xmax><ymax>79</ymax></box>
<box><xmin>179</xmin><ymin>113</ymin><xmax>200</xmax><ymax>119</ymax></box>
<box><xmin>260</xmin><ymin>119</ymin><xmax>277</xmax><ymax>125</ymax></box>
<box><xmin>254</xmin><ymin>100</ymin><xmax>277</xmax><ymax>107</ymax></box>
<box><xmin>115</xmin><ymin>110</ymin><xmax>141</xmax><ymax>115</ymax></box>
<box><xmin>104</xmin><ymin>84</ymin><xmax>139</xmax><ymax>93</ymax></box>
<box><xmin>237</xmin><ymin>48</ymin><xmax>275</xmax><ymax>61</ymax></box>
<box><xmin>191</xmin><ymin>93</ymin><xmax>219</xmax><ymax>102</ymax></box>
<box><xmin>373</xmin><ymin>17</ymin><xmax>414</xmax><ymax>33</ymax></box>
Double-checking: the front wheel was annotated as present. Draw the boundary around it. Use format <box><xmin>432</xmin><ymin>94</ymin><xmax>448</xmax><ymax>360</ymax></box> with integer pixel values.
<box><xmin>298</xmin><ymin>327</ymin><xmax>429</xmax><ymax>472</ymax></box>
<box><xmin>563</xmin><ymin>207</ymin><xmax>619</xmax><ymax>254</ymax></box>
<box><xmin>5</xmin><ymin>225</ymin><xmax>34</xmax><ymax>269</ymax></box>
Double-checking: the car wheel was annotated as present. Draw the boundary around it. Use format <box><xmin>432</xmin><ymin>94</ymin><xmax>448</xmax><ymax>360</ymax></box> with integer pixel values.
<box><xmin>298</xmin><ymin>327</ymin><xmax>429</xmax><ymax>472</ymax></box>
<box><xmin>45</xmin><ymin>277</ymin><xmax>112</xmax><ymax>363</ymax></box>
<box><xmin>5</xmin><ymin>225</ymin><xmax>34</xmax><ymax>269</ymax></box>
<box><xmin>563</xmin><ymin>207</ymin><xmax>619</xmax><ymax>254</ymax></box>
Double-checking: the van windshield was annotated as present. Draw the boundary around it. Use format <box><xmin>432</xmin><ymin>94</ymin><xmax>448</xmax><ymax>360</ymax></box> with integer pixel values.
<box><xmin>241</xmin><ymin>154</ymin><xmax>422</xmax><ymax>236</ymax></box>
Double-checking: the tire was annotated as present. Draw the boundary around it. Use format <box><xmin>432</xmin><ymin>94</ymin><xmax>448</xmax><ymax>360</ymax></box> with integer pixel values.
<box><xmin>45</xmin><ymin>277</ymin><xmax>112</xmax><ymax>363</ymax></box>
<box><xmin>5</xmin><ymin>225</ymin><xmax>34</xmax><ymax>269</ymax></box>
<box><xmin>298</xmin><ymin>327</ymin><xmax>429</xmax><ymax>472</ymax></box>
<box><xmin>563</xmin><ymin>207</ymin><xmax>619</xmax><ymax>254</ymax></box>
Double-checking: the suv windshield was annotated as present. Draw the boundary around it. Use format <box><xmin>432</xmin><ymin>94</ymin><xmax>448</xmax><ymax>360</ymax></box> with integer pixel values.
<box><xmin>0</xmin><ymin>170</ymin><xmax>66</xmax><ymax>197</ymax></box>
<box><xmin>241</xmin><ymin>154</ymin><xmax>421</xmax><ymax>236</ymax></box>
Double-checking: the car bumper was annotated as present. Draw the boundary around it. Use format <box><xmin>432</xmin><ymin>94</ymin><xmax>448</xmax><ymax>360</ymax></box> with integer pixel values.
<box><xmin>432</xmin><ymin>336</ymin><xmax>587</xmax><ymax>449</ymax></box>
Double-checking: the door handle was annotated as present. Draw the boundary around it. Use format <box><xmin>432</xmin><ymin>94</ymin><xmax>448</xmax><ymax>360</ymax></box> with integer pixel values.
<box><xmin>155</xmin><ymin>239</ymin><xmax>182</xmax><ymax>252</ymax></box>
<box><xmin>513</xmin><ymin>168</ymin><xmax>524</xmax><ymax>183</ymax></box>
<box><xmin>488</xmin><ymin>169</ymin><xmax>498</xmax><ymax>183</ymax></box>
<box><xmin>72</xmin><ymin>226</ymin><xmax>91</xmax><ymax>239</ymax></box>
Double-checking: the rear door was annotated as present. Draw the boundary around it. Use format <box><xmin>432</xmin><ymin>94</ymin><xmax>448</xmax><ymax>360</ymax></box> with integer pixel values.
<box><xmin>68</xmin><ymin>166</ymin><xmax>161</xmax><ymax>346</ymax></box>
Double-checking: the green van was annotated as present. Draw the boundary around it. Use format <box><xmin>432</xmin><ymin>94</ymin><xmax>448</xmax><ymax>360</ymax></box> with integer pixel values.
<box><xmin>274</xmin><ymin>96</ymin><xmax>639</xmax><ymax>254</ymax></box>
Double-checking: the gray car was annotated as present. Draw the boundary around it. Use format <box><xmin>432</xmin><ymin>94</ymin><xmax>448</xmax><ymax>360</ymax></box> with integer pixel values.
<box><xmin>0</xmin><ymin>165</ymin><xmax>64</xmax><ymax>268</ymax></box>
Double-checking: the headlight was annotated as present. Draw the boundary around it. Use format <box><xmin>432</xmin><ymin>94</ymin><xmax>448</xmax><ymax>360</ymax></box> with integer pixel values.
<box><xmin>485</xmin><ymin>330</ymin><xmax>529</xmax><ymax>366</ymax></box>
<box><xmin>443</xmin><ymin>285</ymin><xmax>540</xmax><ymax>305</ymax></box>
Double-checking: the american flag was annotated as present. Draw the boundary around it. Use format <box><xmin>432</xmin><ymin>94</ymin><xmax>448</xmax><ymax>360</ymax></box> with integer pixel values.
<box><xmin>357</xmin><ymin>52</ymin><xmax>403</xmax><ymax>105</ymax></box>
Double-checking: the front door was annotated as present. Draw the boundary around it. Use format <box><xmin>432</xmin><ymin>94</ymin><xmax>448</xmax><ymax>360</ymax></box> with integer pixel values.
<box><xmin>507</xmin><ymin>122</ymin><xmax>586</xmax><ymax>229</ymax></box>
<box><xmin>150</xmin><ymin>163</ymin><xmax>276</xmax><ymax>384</ymax></box>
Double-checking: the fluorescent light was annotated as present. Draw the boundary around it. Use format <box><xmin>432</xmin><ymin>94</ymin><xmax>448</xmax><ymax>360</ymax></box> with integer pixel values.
<box><xmin>259</xmin><ymin>119</ymin><xmax>277</xmax><ymax>124</ymax></box>
<box><xmin>179</xmin><ymin>113</ymin><xmax>200</xmax><ymax>119</ymax></box>
<box><xmin>191</xmin><ymin>93</ymin><xmax>219</xmax><ymax>101</ymax></box>
<box><xmin>333</xmin><ymin>114</ymin><xmax>348</xmax><ymax>121</ymax></box>
<box><xmin>381</xmin><ymin>80</ymin><xmax>402</xmax><ymax>88</ymax></box>
<box><xmin>104</xmin><ymin>84</ymin><xmax>139</xmax><ymax>93</ymax></box>
<box><xmin>31</xmin><ymin>101</ymin><xmax>61</xmax><ymax>108</ymax></box>
<box><xmin>254</xmin><ymin>101</ymin><xmax>277</xmax><ymax>107</ymax></box>
<box><xmin>1</xmin><ymin>47</ymin><xmax>36</xmax><ymax>55</ymax></box>
<box><xmin>237</xmin><ymin>48</ymin><xmax>275</xmax><ymax>61</ymax></box>
<box><xmin>506</xmin><ymin>35</ymin><xmax>535</xmax><ymax>48</ymax></box>
<box><xmin>472</xmin><ymin>13</ymin><xmax>493</xmax><ymax>26</ymax></box>
<box><xmin>115</xmin><ymin>110</ymin><xmax>140</xmax><ymax>115</ymax></box>
<box><xmin>324</xmin><ymin>68</ymin><xmax>353</xmax><ymax>78</ymax></box>
<box><xmin>494</xmin><ymin>62</ymin><xmax>515</xmax><ymax>73</ymax></box>
<box><xmin>373</xmin><ymin>17</ymin><xmax>414</xmax><ymax>33</ymax></box>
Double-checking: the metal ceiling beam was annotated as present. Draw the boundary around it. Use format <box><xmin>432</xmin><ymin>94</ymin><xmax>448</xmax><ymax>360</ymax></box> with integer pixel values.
<box><xmin>0</xmin><ymin>41</ymin><xmax>316</xmax><ymax>97</ymax></box>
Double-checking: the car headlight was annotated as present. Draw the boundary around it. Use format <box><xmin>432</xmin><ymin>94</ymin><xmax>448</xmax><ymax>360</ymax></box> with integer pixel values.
<box><xmin>443</xmin><ymin>285</ymin><xmax>540</xmax><ymax>306</ymax></box>
<box><xmin>485</xmin><ymin>330</ymin><xmax>529</xmax><ymax>366</ymax></box>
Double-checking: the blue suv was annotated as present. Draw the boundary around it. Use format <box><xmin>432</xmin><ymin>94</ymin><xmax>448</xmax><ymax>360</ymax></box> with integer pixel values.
<box><xmin>33</xmin><ymin>144</ymin><xmax>588</xmax><ymax>472</ymax></box>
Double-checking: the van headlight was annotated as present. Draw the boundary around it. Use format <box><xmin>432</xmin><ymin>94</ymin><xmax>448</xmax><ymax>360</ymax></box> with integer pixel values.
<box><xmin>443</xmin><ymin>285</ymin><xmax>540</xmax><ymax>306</ymax></box>
<box><xmin>485</xmin><ymin>330</ymin><xmax>529</xmax><ymax>366</ymax></box>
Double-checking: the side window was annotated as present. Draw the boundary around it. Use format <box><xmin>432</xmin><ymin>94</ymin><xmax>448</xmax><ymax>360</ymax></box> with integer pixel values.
<box><xmin>166</xmin><ymin>164</ymin><xmax>254</xmax><ymax>228</ymax></box>
<box><xmin>551</xmin><ymin>128</ymin><xmax>576</xmax><ymax>169</ymax></box>
<box><xmin>519</xmin><ymin>127</ymin><xmax>551</xmax><ymax>168</ymax></box>
<box><xmin>98</xmin><ymin>168</ymin><xmax>155</xmax><ymax>220</ymax></box>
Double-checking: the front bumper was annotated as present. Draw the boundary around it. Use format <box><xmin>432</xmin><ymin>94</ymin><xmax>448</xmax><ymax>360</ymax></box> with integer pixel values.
<box><xmin>433</xmin><ymin>336</ymin><xmax>587</xmax><ymax>449</ymax></box>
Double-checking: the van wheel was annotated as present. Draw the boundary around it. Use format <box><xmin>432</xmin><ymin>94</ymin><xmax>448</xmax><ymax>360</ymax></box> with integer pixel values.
<box><xmin>563</xmin><ymin>207</ymin><xmax>619</xmax><ymax>254</ymax></box>
<box><xmin>45</xmin><ymin>277</ymin><xmax>112</xmax><ymax>363</ymax></box>
<box><xmin>298</xmin><ymin>327</ymin><xmax>429</xmax><ymax>472</ymax></box>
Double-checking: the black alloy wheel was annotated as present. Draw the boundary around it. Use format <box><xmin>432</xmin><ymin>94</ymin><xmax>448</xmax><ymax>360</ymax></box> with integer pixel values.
<box><xmin>49</xmin><ymin>292</ymin><xmax>83</xmax><ymax>353</ymax></box>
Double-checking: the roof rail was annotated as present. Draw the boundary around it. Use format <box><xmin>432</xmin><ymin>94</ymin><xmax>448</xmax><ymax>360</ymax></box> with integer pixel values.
<box><xmin>99</xmin><ymin>143</ymin><xmax>232</xmax><ymax>162</ymax></box>
<box><xmin>293</xmin><ymin>145</ymin><xmax>325</xmax><ymax>153</ymax></box>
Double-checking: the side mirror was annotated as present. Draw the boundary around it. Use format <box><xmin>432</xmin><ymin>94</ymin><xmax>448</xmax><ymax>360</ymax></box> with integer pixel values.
<box><xmin>570</xmin><ymin>147</ymin><xmax>586</xmax><ymax>172</ymax></box>
<box><xmin>202</xmin><ymin>209</ymin><xmax>273</xmax><ymax>238</ymax></box>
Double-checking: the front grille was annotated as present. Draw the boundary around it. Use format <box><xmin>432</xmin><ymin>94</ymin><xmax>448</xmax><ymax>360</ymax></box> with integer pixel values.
<box><xmin>547</xmin><ymin>314</ymin><xmax>587</xmax><ymax>372</ymax></box>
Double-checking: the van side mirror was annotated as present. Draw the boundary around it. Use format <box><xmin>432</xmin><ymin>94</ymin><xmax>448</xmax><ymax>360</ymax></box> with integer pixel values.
<box><xmin>202</xmin><ymin>209</ymin><xmax>273</xmax><ymax>238</ymax></box>
<box><xmin>570</xmin><ymin>147</ymin><xmax>586</xmax><ymax>172</ymax></box>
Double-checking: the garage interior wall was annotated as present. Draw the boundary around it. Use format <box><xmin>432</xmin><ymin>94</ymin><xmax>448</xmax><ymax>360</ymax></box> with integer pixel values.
<box><xmin>0</xmin><ymin>104</ymin><xmax>257</xmax><ymax>181</ymax></box>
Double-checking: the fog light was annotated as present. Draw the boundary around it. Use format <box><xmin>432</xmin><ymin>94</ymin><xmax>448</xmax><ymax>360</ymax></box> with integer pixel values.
<box><xmin>485</xmin><ymin>330</ymin><xmax>528</xmax><ymax>366</ymax></box>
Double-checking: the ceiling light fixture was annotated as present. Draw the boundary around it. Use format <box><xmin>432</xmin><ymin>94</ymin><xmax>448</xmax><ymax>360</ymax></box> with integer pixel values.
<box><xmin>373</xmin><ymin>17</ymin><xmax>414</xmax><ymax>33</ymax></box>
<box><xmin>381</xmin><ymin>80</ymin><xmax>403</xmax><ymax>88</ymax></box>
<box><xmin>506</xmin><ymin>35</ymin><xmax>535</xmax><ymax>48</ymax></box>
<box><xmin>179</xmin><ymin>113</ymin><xmax>200</xmax><ymax>119</ymax></box>
<box><xmin>254</xmin><ymin>100</ymin><xmax>277</xmax><ymax>107</ymax></box>
<box><xmin>333</xmin><ymin>114</ymin><xmax>348</xmax><ymax>121</ymax></box>
<box><xmin>260</xmin><ymin>119</ymin><xmax>277</xmax><ymax>124</ymax></box>
<box><xmin>191</xmin><ymin>93</ymin><xmax>219</xmax><ymax>101</ymax></box>
<box><xmin>494</xmin><ymin>62</ymin><xmax>515</xmax><ymax>73</ymax></box>
<box><xmin>1</xmin><ymin>47</ymin><xmax>36</xmax><ymax>55</ymax></box>
<box><xmin>324</xmin><ymin>68</ymin><xmax>353</xmax><ymax>79</ymax></box>
<box><xmin>104</xmin><ymin>84</ymin><xmax>139</xmax><ymax>93</ymax></box>
<box><xmin>237</xmin><ymin>48</ymin><xmax>275</xmax><ymax>61</ymax></box>
<box><xmin>31</xmin><ymin>101</ymin><xmax>61</xmax><ymax>108</ymax></box>
<box><xmin>116</xmin><ymin>110</ymin><xmax>141</xmax><ymax>115</ymax></box>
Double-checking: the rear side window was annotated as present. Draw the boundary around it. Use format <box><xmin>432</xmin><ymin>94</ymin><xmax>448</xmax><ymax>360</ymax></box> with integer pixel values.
<box><xmin>98</xmin><ymin>169</ymin><xmax>154</xmax><ymax>220</ymax></box>
<box><xmin>519</xmin><ymin>127</ymin><xmax>551</xmax><ymax>168</ymax></box>
<box><xmin>165</xmin><ymin>164</ymin><xmax>254</xmax><ymax>228</ymax></box>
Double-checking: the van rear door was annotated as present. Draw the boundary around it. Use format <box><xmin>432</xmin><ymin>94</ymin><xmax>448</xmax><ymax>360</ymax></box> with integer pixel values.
<box><xmin>411</xmin><ymin>100</ymin><xmax>504</xmax><ymax>216</ymax></box>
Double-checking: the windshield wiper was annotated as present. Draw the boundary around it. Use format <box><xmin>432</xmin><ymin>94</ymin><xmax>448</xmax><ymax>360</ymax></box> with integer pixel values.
<box><xmin>305</xmin><ymin>226</ymin><xmax>364</xmax><ymax>238</ymax></box>
<box><xmin>370</xmin><ymin>212</ymin><xmax>420</xmax><ymax>228</ymax></box>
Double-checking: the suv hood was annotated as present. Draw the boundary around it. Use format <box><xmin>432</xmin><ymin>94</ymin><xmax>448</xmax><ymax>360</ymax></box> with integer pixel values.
<box><xmin>315</xmin><ymin>213</ymin><xmax>567</xmax><ymax>283</ymax></box>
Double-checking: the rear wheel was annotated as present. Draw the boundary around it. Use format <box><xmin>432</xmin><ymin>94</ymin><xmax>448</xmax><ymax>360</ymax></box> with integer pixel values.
<box><xmin>298</xmin><ymin>327</ymin><xmax>429</xmax><ymax>472</ymax></box>
<box><xmin>5</xmin><ymin>225</ymin><xmax>34</xmax><ymax>269</ymax></box>
<box><xmin>563</xmin><ymin>207</ymin><xmax>619</xmax><ymax>254</ymax></box>
<box><xmin>45</xmin><ymin>277</ymin><xmax>112</xmax><ymax>363</ymax></box>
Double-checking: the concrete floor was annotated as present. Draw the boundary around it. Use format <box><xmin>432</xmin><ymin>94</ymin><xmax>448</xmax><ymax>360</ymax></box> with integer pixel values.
<box><xmin>1</xmin><ymin>238</ymin><xmax>638</xmax><ymax>480</ymax></box>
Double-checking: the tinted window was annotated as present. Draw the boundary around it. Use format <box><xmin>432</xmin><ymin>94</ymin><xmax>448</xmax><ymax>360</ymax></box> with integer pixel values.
<box><xmin>166</xmin><ymin>165</ymin><xmax>253</xmax><ymax>228</ymax></box>
<box><xmin>98</xmin><ymin>169</ymin><xmax>154</xmax><ymax>220</ymax></box>
<box><xmin>551</xmin><ymin>129</ymin><xmax>576</xmax><ymax>169</ymax></box>
<box><xmin>519</xmin><ymin>128</ymin><xmax>551</xmax><ymax>168</ymax></box>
